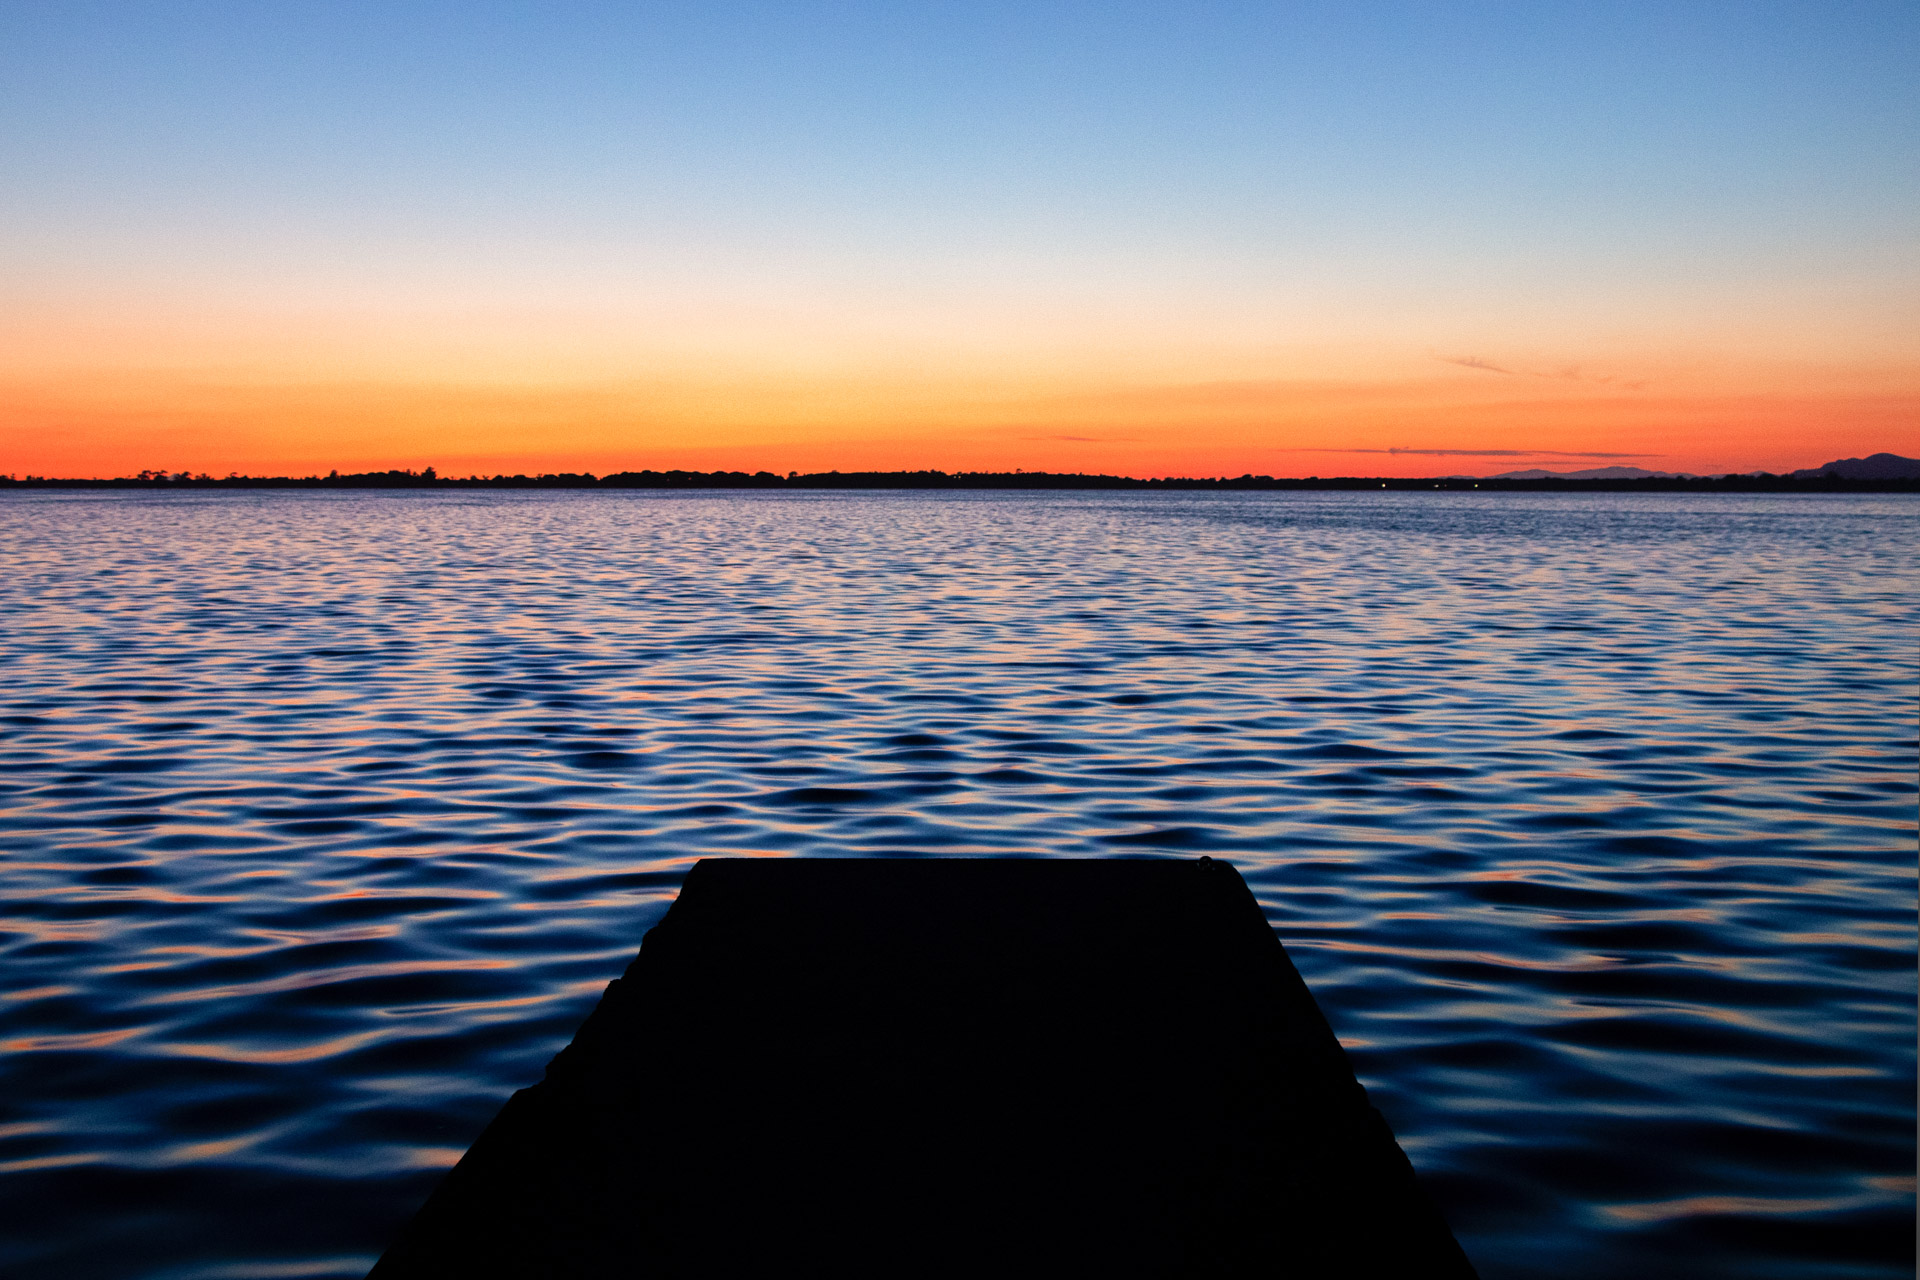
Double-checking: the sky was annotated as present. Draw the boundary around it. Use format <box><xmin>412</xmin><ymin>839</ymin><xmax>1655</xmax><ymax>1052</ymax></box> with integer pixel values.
<box><xmin>2</xmin><ymin>0</ymin><xmax>1915</xmax><ymax>478</ymax></box>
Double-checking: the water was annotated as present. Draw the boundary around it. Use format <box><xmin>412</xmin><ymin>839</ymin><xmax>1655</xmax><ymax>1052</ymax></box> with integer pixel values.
<box><xmin>0</xmin><ymin>489</ymin><xmax>1912</xmax><ymax>1279</ymax></box>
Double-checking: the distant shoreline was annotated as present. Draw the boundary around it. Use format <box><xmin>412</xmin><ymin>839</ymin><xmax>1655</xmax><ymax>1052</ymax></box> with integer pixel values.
<box><xmin>3</xmin><ymin>469</ymin><xmax>1917</xmax><ymax>494</ymax></box>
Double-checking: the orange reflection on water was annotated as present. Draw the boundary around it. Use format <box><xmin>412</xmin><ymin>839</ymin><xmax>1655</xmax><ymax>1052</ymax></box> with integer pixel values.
<box><xmin>167</xmin><ymin>1135</ymin><xmax>262</xmax><ymax>1163</ymax></box>
<box><xmin>1302</xmin><ymin>936</ymin><xmax>1624</xmax><ymax>973</ymax></box>
<box><xmin>1601</xmin><ymin>1192</ymin><xmax>1883</xmax><ymax>1224</ymax></box>
<box><xmin>160</xmin><ymin>1030</ymin><xmax>389</xmax><ymax>1065</ymax></box>
<box><xmin>0</xmin><ymin>1152</ymin><xmax>103</xmax><ymax>1176</ymax></box>
<box><xmin>0</xmin><ymin>1027</ymin><xmax>143</xmax><ymax>1053</ymax></box>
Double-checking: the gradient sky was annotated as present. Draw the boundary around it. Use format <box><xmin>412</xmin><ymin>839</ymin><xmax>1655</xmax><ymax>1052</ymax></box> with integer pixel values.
<box><xmin>3</xmin><ymin>0</ymin><xmax>1915</xmax><ymax>478</ymax></box>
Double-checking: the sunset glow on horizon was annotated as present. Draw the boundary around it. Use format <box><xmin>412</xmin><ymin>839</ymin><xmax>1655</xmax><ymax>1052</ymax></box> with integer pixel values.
<box><xmin>4</xmin><ymin>2</ymin><xmax>1915</xmax><ymax>479</ymax></box>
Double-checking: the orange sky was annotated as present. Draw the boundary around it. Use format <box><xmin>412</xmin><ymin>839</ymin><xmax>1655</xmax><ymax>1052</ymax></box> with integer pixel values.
<box><xmin>4</xmin><ymin>5</ymin><xmax>1914</xmax><ymax>481</ymax></box>
<box><xmin>4</xmin><ymin>349</ymin><xmax>1913</xmax><ymax>479</ymax></box>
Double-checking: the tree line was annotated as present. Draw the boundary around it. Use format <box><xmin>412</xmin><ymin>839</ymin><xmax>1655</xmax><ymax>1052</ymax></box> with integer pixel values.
<box><xmin>3</xmin><ymin>467</ymin><xmax>1914</xmax><ymax>493</ymax></box>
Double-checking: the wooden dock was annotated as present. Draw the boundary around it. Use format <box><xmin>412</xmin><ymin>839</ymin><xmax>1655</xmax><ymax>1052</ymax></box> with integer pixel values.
<box><xmin>370</xmin><ymin>857</ymin><xmax>1476</xmax><ymax>1277</ymax></box>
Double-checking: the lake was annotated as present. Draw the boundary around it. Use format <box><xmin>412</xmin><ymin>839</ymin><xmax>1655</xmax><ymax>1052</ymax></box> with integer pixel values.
<box><xmin>0</xmin><ymin>488</ymin><xmax>1913</xmax><ymax>1279</ymax></box>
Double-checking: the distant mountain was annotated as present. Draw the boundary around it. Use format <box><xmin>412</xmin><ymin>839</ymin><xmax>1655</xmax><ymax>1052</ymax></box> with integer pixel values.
<box><xmin>1789</xmin><ymin>453</ymin><xmax>1920</xmax><ymax>480</ymax></box>
<box><xmin>1484</xmin><ymin>465</ymin><xmax>1681</xmax><ymax>480</ymax></box>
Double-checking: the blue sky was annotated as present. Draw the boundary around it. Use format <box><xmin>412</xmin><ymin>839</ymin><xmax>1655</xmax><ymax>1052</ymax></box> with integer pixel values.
<box><xmin>2</xmin><ymin>1</ymin><xmax>1915</xmax><ymax>475</ymax></box>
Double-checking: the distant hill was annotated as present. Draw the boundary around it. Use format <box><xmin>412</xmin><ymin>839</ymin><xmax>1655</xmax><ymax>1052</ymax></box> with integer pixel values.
<box><xmin>5</xmin><ymin>467</ymin><xmax>1915</xmax><ymax>492</ymax></box>
<box><xmin>1485</xmin><ymin>465</ymin><xmax>1681</xmax><ymax>480</ymax></box>
<box><xmin>1790</xmin><ymin>453</ymin><xmax>1920</xmax><ymax>480</ymax></box>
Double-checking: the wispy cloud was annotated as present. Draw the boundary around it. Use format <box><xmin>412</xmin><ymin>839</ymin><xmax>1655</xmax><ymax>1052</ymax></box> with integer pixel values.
<box><xmin>1027</xmin><ymin>434</ymin><xmax>1139</xmax><ymax>443</ymax></box>
<box><xmin>1439</xmin><ymin>355</ymin><xmax>1514</xmax><ymax>375</ymax></box>
<box><xmin>1279</xmin><ymin>448</ymin><xmax>1658</xmax><ymax>458</ymax></box>
<box><xmin>1437</xmin><ymin>353</ymin><xmax>1646</xmax><ymax>389</ymax></box>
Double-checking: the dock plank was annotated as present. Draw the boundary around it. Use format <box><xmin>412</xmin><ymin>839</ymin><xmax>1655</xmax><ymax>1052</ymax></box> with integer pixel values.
<box><xmin>370</xmin><ymin>857</ymin><xmax>1475</xmax><ymax>1277</ymax></box>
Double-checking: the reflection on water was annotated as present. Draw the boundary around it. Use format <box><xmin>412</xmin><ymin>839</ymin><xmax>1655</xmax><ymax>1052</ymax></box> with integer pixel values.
<box><xmin>0</xmin><ymin>489</ymin><xmax>1912</xmax><ymax>1279</ymax></box>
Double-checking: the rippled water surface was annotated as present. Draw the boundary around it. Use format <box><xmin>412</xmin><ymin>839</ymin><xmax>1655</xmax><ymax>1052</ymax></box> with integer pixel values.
<box><xmin>0</xmin><ymin>489</ymin><xmax>1913</xmax><ymax>1279</ymax></box>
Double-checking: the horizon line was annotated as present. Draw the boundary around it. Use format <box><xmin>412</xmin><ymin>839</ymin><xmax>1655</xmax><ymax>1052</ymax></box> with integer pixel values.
<box><xmin>3</xmin><ymin>463</ymin><xmax>1908</xmax><ymax>491</ymax></box>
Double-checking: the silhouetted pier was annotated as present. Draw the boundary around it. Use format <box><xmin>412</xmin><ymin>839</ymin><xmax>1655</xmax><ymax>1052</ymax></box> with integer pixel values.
<box><xmin>369</xmin><ymin>857</ymin><xmax>1475</xmax><ymax>1278</ymax></box>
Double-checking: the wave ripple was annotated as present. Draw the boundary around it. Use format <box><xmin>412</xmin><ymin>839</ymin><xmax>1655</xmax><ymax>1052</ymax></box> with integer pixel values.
<box><xmin>0</xmin><ymin>489</ymin><xmax>1913</xmax><ymax>1279</ymax></box>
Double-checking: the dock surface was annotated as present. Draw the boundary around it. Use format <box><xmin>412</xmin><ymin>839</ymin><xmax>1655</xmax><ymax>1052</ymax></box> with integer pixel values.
<box><xmin>370</xmin><ymin>857</ymin><xmax>1475</xmax><ymax>1277</ymax></box>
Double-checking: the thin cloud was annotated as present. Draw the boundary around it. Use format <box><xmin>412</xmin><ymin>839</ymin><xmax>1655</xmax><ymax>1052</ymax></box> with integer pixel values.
<box><xmin>1437</xmin><ymin>353</ymin><xmax>1647</xmax><ymax>389</ymax></box>
<box><xmin>1439</xmin><ymin>355</ymin><xmax>1515</xmax><ymax>375</ymax></box>
<box><xmin>1389</xmin><ymin>447</ymin><xmax>1655</xmax><ymax>458</ymax></box>
<box><xmin>1277</xmin><ymin>448</ymin><xmax>1658</xmax><ymax>459</ymax></box>
<box><xmin>1026</xmin><ymin>434</ymin><xmax>1139</xmax><ymax>443</ymax></box>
